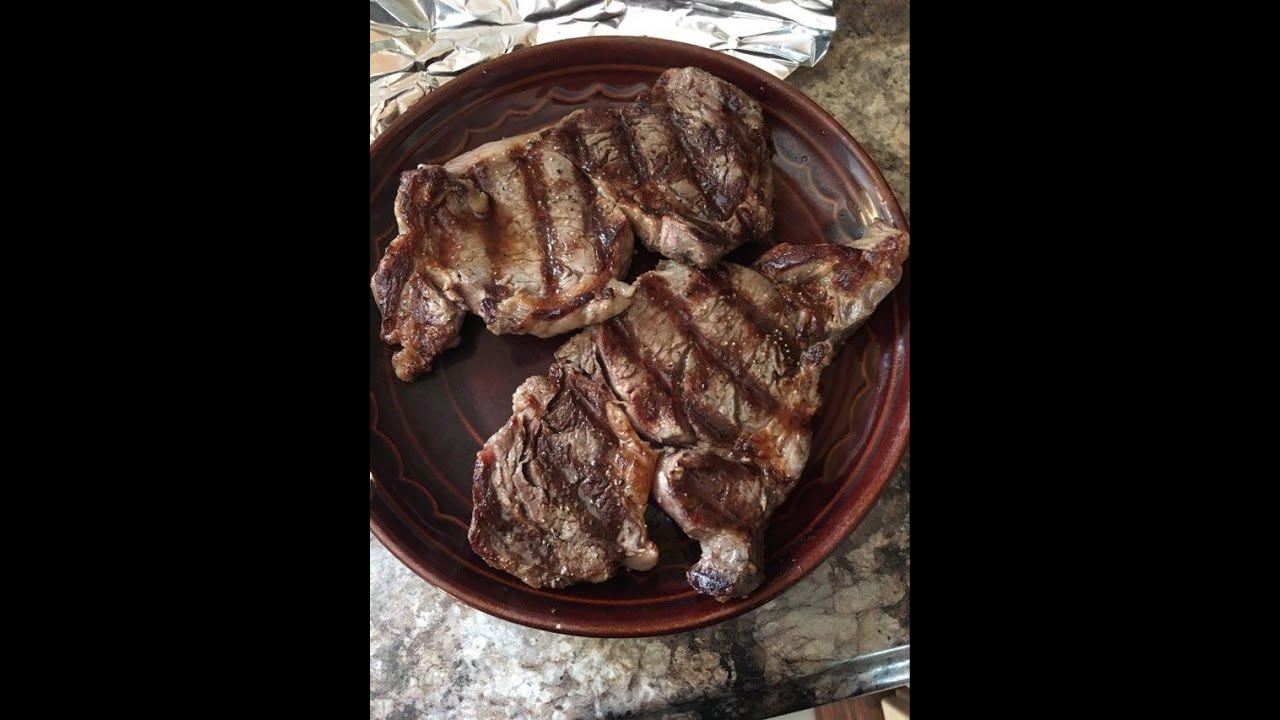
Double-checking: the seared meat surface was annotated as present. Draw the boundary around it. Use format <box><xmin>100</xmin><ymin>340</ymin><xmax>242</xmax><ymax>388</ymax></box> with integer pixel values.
<box><xmin>556</xmin><ymin>259</ymin><xmax>821</xmax><ymax>481</ymax></box>
<box><xmin>553</xmin><ymin>223</ymin><xmax>910</xmax><ymax>599</ymax></box>
<box><xmin>558</xmin><ymin>67</ymin><xmax>774</xmax><ymax>268</ymax></box>
<box><xmin>373</xmin><ymin>67</ymin><xmax>774</xmax><ymax>379</ymax></box>
<box><xmin>470</xmin><ymin>223</ymin><xmax>907</xmax><ymax>597</ymax></box>
<box><xmin>469</xmin><ymin>365</ymin><xmax>659</xmax><ymax>588</ymax></box>
<box><xmin>372</xmin><ymin>134</ymin><xmax>637</xmax><ymax>381</ymax></box>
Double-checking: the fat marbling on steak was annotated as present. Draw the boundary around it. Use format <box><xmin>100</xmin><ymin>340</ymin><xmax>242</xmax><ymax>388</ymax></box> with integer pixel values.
<box><xmin>555</xmin><ymin>223</ymin><xmax>910</xmax><ymax>599</ymax></box>
<box><xmin>372</xmin><ymin>66</ymin><xmax>774</xmax><ymax>380</ymax></box>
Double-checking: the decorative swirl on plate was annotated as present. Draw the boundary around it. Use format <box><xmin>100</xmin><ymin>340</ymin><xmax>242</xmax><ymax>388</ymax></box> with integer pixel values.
<box><xmin>370</xmin><ymin>391</ymin><xmax>471</xmax><ymax>533</ymax></box>
<box><xmin>423</xmin><ymin>82</ymin><xmax>650</xmax><ymax>165</ymax></box>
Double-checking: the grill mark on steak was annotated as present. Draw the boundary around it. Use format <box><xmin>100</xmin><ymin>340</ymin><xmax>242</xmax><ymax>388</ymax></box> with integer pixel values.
<box><xmin>536</xmin><ymin>373</ymin><xmax>621</xmax><ymax>537</ymax></box>
<box><xmin>655</xmin><ymin>90</ymin><xmax>729</xmax><ymax>222</ymax></box>
<box><xmin>514</xmin><ymin>146</ymin><xmax>560</xmax><ymax>296</ymax></box>
<box><xmin>589</xmin><ymin>194</ymin><xmax>611</xmax><ymax>271</ymax></box>
<box><xmin>640</xmin><ymin>273</ymin><xmax>795</xmax><ymax>424</ymax></box>
<box><xmin>683</xmin><ymin>391</ymin><xmax>740</xmax><ymax>444</ymax></box>
<box><xmin>561</xmin><ymin>120</ymin><xmax>593</xmax><ymax>172</ymax></box>
<box><xmin>562</xmin><ymin>140</ymin><xmax>610</xmax><ymax>272</ymax></box>
<box><xmin>556</xmin><ymin>437</ymin><xmax>630</xmax><ymax>566</ymax></box>
<box><xmin>612</xmin><ymin>110</ymin><xmax>647</xmax><ymax>185</ymax></box>
<box><xmin>718</xmin><ymin>91</ymin><xmax>761</xmax><ymax>172</ymax></box>
<box><xmin>538</xmin><ymin>125</ymin><xmax>622</xmax><ymax>314</ymax></box>
<box><xmin>599</xmin><ymin>318</ymin><xmax>693</xmax><ymax>437</ymax></box>
<box><xmin>531</xmin><ymin>285</ymin><xmax>604</xmax><ymax>322</ymax></box>
<box><xmin>562</xmin><ymin>370</ymin><xmax>620</xmax><ymax>446</ymax></box>
<box><xmin>699</xmin><ymin>268</ymin><xmax>802</xmax><ymax>374</ymax></box>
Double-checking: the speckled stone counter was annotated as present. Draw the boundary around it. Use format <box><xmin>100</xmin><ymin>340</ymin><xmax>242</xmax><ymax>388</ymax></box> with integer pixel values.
<box><xmin>370</xmin><ymin>3</ymin><xmax>910</xmax><ymax>718</ymax></box>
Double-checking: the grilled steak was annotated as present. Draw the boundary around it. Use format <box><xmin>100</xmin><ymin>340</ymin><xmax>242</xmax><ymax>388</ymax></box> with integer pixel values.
<box><xmin>555</xmin><ymin>223</ymin><xmax>910</xmax><ymax>599</ymax></box>
<box><xmin>557</xmin><ymin>67</ymin><xmax>774</xmax><ymax>268</ymax></box>
<box><xmin>556</xmin><ymin>258</ymin><xmax>821</xmax><ymax>481</ymax></box>
<box><xmin>372</xmin><ymin>133</ymin><xmax>637</xmax><ymax>381</ymax></box>
<box><xmin>468</xmin><ymin>364</ymin><xmax>659</xmax><ymax>588</ymax></box>
<box><xmin>373</xmin><ymin>67</ymin><xmax>773</xmax><ymax>379</ymax></box>
<box><xmin>471</xmin><ymin>223</ymin><xmax>906</xmax><ymax>596</ymax></box>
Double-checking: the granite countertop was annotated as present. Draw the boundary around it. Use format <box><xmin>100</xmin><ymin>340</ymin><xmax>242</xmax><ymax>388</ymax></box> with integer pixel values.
<box><xmin>370</xmin><ymin>3</ymin><xmax>910</xmax><ymax>718</ymax></box>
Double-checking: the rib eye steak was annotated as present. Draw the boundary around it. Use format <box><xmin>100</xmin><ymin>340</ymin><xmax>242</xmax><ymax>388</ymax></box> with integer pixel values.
<box><xmin>559</xmin><ymin>66</ymin><xmax>774</xmax><ymax>268</ymax></box>
<box><xmin>470</xmin><ymin>223</ymin><xmax>909</xmax><ymax>599</ymax></box>
<box><xmin>468</xmin><ymin>364</ymin><xmax>659</xmax><ymax>588</ymax></box>
<box><xmin>644</xmin><ymin>224</ymin><xmax>909</xmax><ymax>599</ymax></box>
<box><xmin>371</xmin><ymin>133</ymin><xmax>637</xmax><ymax>381</ymax></box>
<box><xmin>372</xmin><ymin>67</ymin><xmax>773</xmax><ymax>379</ymax></box>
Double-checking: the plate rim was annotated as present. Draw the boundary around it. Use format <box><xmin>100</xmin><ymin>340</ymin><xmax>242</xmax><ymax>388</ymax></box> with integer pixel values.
<box><xmin>370</xmin><ymin>36</ymin><xmax>910</xmax><ymax>637</ymax></box>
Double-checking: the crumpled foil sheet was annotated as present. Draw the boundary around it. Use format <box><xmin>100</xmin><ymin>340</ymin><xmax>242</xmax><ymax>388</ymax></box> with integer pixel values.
<box><xmin>371</xmin><ymin>0</ymin><xmax>835</xmax><ymax>143</ymax></box>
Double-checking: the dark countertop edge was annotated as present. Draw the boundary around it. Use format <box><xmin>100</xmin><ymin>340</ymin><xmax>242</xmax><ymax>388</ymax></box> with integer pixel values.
<box><xmin>624</xmin><ymin>644</ymin><xmax>910</xmax><ymax>719</ymax></box>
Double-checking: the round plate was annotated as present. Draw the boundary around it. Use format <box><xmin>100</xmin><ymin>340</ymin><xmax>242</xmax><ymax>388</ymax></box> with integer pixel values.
<box><xmin>370</xmin><ymin>37</ymin><xmax>909</xmax><ymax>637</ymax></box>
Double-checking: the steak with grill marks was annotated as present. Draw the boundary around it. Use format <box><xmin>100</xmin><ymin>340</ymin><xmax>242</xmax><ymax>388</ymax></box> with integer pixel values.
<box><xmin>754</xmin><ymin>223</ymin><xmax>911</xmax><ymax>349</ymax></box>
<box><xmin>558</xmin><ymin>67</ymin><xmax>774</xmax><ymax>268</ymax></box>
<box><xmin>554</xmin><ymin>223</ymin><xmax>910</xmax><ymax>599</ymax></box>
<box><xmin>468</xmin><ymin>364</ymin><xmax>659</xmax><ymax>588</ymax></box>
<box><xmin>470</xmin><ymin>223</ymin><xmax>906</xmax><ymax>597</ymax></box>
<box><xmin>372</xmin><ymin>67</ymin><xmax>773</xmax><ymax>379</ymax></box>
<box><xmin>372</xmin><ymin>130</ymin><xmax>637</xmax><ymax>381</ymax></box>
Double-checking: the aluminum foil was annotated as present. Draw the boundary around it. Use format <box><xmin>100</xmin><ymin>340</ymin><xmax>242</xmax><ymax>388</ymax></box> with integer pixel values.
<box><xmin>371</xmin><ymin>0</ymin><xmax>836</xmax><ymax>143</ymax></box>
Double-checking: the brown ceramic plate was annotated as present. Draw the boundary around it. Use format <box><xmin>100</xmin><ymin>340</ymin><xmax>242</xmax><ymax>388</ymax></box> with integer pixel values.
<box><xmin>370</xmin><ymin>37</ymin><xmax>909</xmax><ymax>637</ymax></box>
